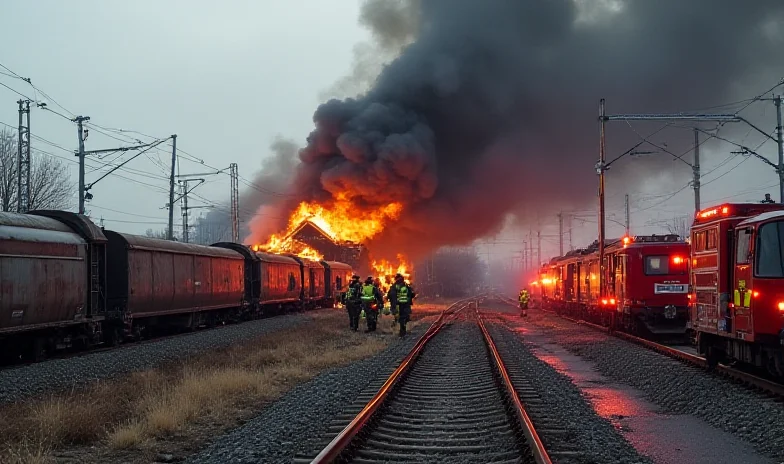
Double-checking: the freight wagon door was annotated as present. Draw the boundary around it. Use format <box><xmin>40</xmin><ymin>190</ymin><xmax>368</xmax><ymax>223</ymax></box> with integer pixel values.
<box><xmin>732</xmin><ymin>228</ymin><xmax>753</xmax><ymax>335</ymax></box>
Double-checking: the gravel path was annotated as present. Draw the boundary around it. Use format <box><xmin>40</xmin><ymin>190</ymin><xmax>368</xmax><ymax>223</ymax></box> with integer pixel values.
<box><xmin>487</xmin><ymin>320</ymin><xmax>651</xmax><ymax>464</ymax></box>
<box><xmin>0</xmin><ymin>313</ymin><xmax>309</xmax><ymax>403</ymax></box>
<box><xmin>186</xmin><ymin>321</ymin><xmax>435</xmax><ymax>464</ymax></box>
<box><xmin>527</xmin><ymin>309</ymin><xmax>784</xmax><ymax>461</ymax></box>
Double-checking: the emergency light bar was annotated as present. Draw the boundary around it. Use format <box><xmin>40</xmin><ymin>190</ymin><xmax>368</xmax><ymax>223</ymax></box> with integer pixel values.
<box><xmin>627</xmin><ymin>234</ymin><xmax>680</xmax><ymax>243</ymax></box>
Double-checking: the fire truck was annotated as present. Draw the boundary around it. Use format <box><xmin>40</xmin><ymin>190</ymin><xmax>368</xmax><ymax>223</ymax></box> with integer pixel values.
<box><xmin>537</xmin><ymin>234</ymin><xmax>690</xmax><ymax>334</ymax></box>
<box><xmin>691</xmin><ymin>203</ymin><xmax>784</xmax><ymax>377</ymax></box>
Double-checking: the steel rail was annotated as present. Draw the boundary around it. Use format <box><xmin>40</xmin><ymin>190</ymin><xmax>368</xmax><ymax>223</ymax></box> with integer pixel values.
<box><xmin>476</xmin><ymin>310</ymin><xmax>553</xmax><ymax>464</ymax></box>
<box><xmin>310</xmin><ymin>296</ymin><xmax>477</xmax><ymax>464</ymax></box>
<box><xmin>500</xmin><ymin>295</ymin><xmax>784</xmax><ymax>398</ymax></box>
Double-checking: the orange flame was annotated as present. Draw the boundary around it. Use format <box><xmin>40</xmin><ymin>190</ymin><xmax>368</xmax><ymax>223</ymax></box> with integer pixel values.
<box><xmin>371</xmin><ymin>254</ymin><xmax>412</xmax><ymax>292</ymax></box>
<box><xmin>256</xmin><ymin>199</ymin><xmax>403</xmax><ymax>260</ymax></box>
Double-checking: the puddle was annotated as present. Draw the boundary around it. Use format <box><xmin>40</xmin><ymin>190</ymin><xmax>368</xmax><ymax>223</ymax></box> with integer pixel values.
<box><xmin>510</xmin><ymin>319</ymin><xmax>775</xmax><ymax>464</ymax></box>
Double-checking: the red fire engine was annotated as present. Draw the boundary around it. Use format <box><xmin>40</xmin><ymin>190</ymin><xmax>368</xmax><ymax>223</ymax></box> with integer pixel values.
<box><xmin>537</xmin><ymin>234</ymin><xmax>690</xmax><ymax>334</ymax></box>
<box><xmin>691</xmin><ymin>203</ymin><xmax>784</xmax><ymax>377</ymax></box>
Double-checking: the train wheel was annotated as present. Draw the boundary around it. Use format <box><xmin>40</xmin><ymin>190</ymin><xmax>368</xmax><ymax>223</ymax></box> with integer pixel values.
<box><xmin>32</xmin><ymin>337</ymin><xmax>48</xmax><ymax>362</ymax></box>
<box><xmin>705</xmin><ymin>346</ymin><xmax>722</xmax><ymax>370</ymax></box>
<box><xmin>106</xmin><ymin>327</ymin><xmax>122</xmax><ymax>347</ymax></box>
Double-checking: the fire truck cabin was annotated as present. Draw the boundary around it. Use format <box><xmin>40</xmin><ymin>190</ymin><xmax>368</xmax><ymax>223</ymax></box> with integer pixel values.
<box><xmin>691</xmin><ymin>203</ymin><xmax>784</xmax><ymax>375</ymax></box>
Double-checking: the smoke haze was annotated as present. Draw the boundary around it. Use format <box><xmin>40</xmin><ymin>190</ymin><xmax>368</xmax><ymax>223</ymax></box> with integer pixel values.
<box><xmin>245</xmin><ymin>0</ymin><xmax>784</xmax><ymax>260</ymax></box>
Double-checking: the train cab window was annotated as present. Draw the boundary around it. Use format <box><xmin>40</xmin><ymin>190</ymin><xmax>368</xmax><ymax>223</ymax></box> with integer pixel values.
<box><xmin>336</xmin><ymin>276</ymin><xmax>343</xmax><ymax>290</ymax></box>
<box><xmin>706</xmin><ymin>229</ymin><xmax>718</xmax><ymax>250</ymax></box>
<box><xmin>288</xmin><ymin>272</ymin><xmax>297</xmax><ymax>291</ymax></box>
<box><xmin>756</xmin><ymin>221</ymin><xmax>784</xmax><ymax>278</ymax></box>
<box><xmin>694</xmin><ymin>231</ymin><xmax>707</xmax><ymax>251</ymax></box>
<box><xmin>736</xmin><ymin>229</ymin><xmax>752</xmax><ymax>265</ymax></box>
<box><xmin>644</xmin><ymin>256</ymin><xmax>670</xmax><ymax>275</ymax></box>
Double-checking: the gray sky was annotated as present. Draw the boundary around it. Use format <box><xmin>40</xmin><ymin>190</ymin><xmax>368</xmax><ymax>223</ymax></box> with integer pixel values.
<box><xmin>1</xmin><ymin>0</ymin><xmax>782</xmax><ymax>266</ymax></box>
<box><xmin>0</xmin><ymin>0</ymin><xmax>366</xmax><ymax>234</ymax></box>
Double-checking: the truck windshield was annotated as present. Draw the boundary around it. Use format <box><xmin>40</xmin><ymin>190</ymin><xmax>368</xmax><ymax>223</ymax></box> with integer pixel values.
<box><xmin>756</xmin><ymin>220</ymin><xmax>784</xmax><ymax>277</ymax></box>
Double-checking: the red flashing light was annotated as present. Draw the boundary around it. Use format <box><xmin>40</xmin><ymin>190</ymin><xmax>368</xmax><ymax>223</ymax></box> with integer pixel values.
<box><xmin>622</xmin><ymin>236</ymin><xmax>631</xmax><ymax>246</ymax></box>
<box><xmin>698</xmin><ymin>205</ymin><xmax>730</xmax><ymax>220</ymax></box>
<box><xmin>753</xmin><ymin>290</ymin><xmax>760</xmax><ymax>298</ymax></box>
<box><xmin>672</xmin><ymin>256</ymin><xmax>684</xmax><ymax>265</ymax></box>
<box><xmin>609</xmin><ymin>298</ymin><xmax>616</xmax><ymax>305</ymax></box>
<box><xmin>778</xmin><ymin>302</ymin><xmax>784</xmax><ymax>312</ymax></box>
<box><xmin>601</xmin><ymin>298</ymin><xmax>608</xmax><ymax>305</ymax></box>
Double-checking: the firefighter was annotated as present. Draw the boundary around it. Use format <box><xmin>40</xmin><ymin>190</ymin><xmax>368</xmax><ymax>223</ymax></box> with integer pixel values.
<box><xmin>361</xmin><ymin>276</ymin><xmax>383</xmax><ymax>332</ymax></box>
<box><xmin>343</xmin><ymin>275</ymin><xmax>362</xmax><ymax>331</ymax></box>
<box><xmin>762</xmin><ymin>193</ymin><xmax>775</xmax><ymax>204</ymax></box>
<box><xmin>387</xmin><ymin>281</ymin><xmax>399</xmax><ymax>328</ymax></box>
<box><xmin>519</xmin><ymin>288</ymin><xmax>530</xmax><ymax>317</ymax></box>
<box><xmin>392</xmin><ymin>273</ymin><xmax>416</xmax><ymax>337</ymax></box>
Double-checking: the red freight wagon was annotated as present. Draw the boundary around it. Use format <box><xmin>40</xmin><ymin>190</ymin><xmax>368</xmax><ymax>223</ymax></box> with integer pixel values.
<box><xmin>0</xmin><ymin>213</ymin><xmax>102</xmax><ymax>336</ymax></box>
<box><xmin>322</xmin><ymin>260</ymin><xmax>353</xmax><ymax>307</ymax></box>
<box><xmin>0</xmin><ymin>211</ymin><xmax>106</xmax><ymax>358</ymax></box>
<box><xmin>691</xmin><ymin>203</ymin><xmax>784</xmax><ymax>376</ymax></box>
<box><xmin>257</xmin><ymin>251</ymin><xmax>302</xmax><ymax>307</ymax></box>
<box><xmin>105</xmin><ymin>231</ymin><xmax>245</xmax><ymax>337</ymax></box>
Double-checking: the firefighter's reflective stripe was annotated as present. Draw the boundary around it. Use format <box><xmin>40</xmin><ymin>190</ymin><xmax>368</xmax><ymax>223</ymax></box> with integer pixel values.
<box><xmin>743</xmin><ymin>291</ymin><xmax>751</xmax><ymax>307</ymax></box>
<box><xmin>397</xmin><ymin>286</ymin><xmax>410</xmax><ymax>304</ymax></box>
<box><xmin>361</xmin><ymin>285</ymin><xmax>375</xmax><ymax>301</ymax></box>
<box><xmin>733</xmin><ymin>289</ymin><xmax>741</xmax><ymax>306</ymax></box>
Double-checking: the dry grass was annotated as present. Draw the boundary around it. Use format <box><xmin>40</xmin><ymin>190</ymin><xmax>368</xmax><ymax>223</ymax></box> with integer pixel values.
<box><xmin>0</xmin><ymin>304</ymin><xmax>448</xmax><ymax>462</ymax></box>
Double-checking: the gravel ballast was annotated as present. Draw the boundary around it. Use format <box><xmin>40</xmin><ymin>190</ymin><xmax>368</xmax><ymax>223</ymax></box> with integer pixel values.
<box><xmin>487</xmin><ymin>321</ymin><xmax>651</xmax><ymax>464</ymax></box>
<box><xmin>0</xmin><ymin>312</ymin><xmax>309</xmax><ymax>403</ymax></box>
<box><xmin>527</xmin><ymin>310</ymin><xmax>784</xmax><ymax>461</ymax></box>
<box><xmin>186</xmin><ymin>322</ymin><xmax>434</xmax><ymax>464</ymax></box>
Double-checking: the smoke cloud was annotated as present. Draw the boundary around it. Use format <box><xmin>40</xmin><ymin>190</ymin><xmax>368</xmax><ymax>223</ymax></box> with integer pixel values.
<box><xmin>248</xmin><ymin>0</ymin><xmax>784</xmax><ymax>260</ymax></box>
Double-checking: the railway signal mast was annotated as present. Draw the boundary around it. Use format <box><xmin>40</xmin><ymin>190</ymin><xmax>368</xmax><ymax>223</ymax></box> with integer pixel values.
<box><xmin>16</xmin><ymin>99</ymin><xmax>31</xmax><ymax>213</ymax></box>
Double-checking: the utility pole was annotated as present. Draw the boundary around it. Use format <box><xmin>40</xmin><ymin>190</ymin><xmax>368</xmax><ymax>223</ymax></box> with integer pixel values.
<box><xmin>558</xmin><ymin>212</ymin><xmax>564</xmax><ymax>256</ymax></box>
<box><xmin>168</xmin><ymin>134</ymin><xmax>177</xmax><ymax>240</ymax></box>
<box><xmin>624</xmin><ymin>194</ymin><xmax>630</xmax><ymax>237</ymax></box>
<box><xmin>178</xmin><ymin>178</ymin><xmax>209</xmax><ymax>243</ymax></box>
<box><xmin>230</xmin><ymin>162</ymin><xmax>239</xmax><ymax>242</ymax></box>
<box><xmin>16</xmin><ymin>100</ymin><xmax>31</xmax><ymax>213</ymax></box>
<box><xmin>522</xmin><ymin>241</ymin><xmax>527</xmax><ymax>274</ymax></box>
<box><xmin>693</xmin><ymin>128</ymin><xmax>701</xmax><ymax>213</ymax></box>
<box><xmin>73</xmin><ymin>116</ymin><xmax>90</xmax><ymax>215</ymax></box>
<box><xmin>776</xmin><ymin>95</ymin><xmax>784</xmax><ymax>203</ymax></box>
<box><xmin>568</xmin><ymin>215</ymin><xmax>573</xmax><ymax>251</ymax></box>
<box><xmin>536</xmin><ymin>230</ymin><xmax>541</xmax><ymax>271</ymax></box>
<box><xmin>181</xmin><ymin>181</ymin><xmax>189</xmax><ymax>243</ymax></box>
<box><xmin>598</xmin><ymin>99</ymin><xmax>607</xmax><ymax>298</ymax></box>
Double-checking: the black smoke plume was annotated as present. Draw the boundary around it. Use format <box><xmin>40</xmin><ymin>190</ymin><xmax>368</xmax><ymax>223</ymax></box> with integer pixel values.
<box><xmin>248</xmin><ymin>0</ymin><xmax>784</xmax><ymax>260</ymax></box>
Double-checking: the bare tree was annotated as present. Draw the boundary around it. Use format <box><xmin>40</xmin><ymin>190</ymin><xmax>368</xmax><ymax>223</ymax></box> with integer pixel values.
<box><xmin>664</xmin><ymin>215</ymin><xmax>691</xmax><ymax>240</ymax></box>
<box><xmin>0</xmin><ymin>128</ymin><xmax>73</xmax><ymax>212</ymax></box>
<box><xmin>145</xmin><ymin>228</ymin><xmax>178</xmax><ymax>240</ymax></box>
<box><xmin>0</xmin><ymin>129</ymin><xmax>19</xmax><ymax>212</ymax></box>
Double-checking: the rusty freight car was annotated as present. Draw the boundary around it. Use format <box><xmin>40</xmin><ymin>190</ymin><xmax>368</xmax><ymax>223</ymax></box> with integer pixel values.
<box><xmin>322</xmin><ymin>260</ymin><xmax>353</xmax><ymax>307</ymax></box>
<box><xmin>104</xmin><ymin>231</ymin><xmax>245</xmax><ymax>339</ymax></box>
<box><xmin>0</xmin><ymin>211</ymin><xmax>107</xmax><ymax>360</ymax></box>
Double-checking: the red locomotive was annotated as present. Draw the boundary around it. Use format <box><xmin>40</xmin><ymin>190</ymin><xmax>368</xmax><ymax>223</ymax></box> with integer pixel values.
<box><xmin>690</xmin><ymin>203</ymin><xmax>784</xmax><ymax>377</ymax></box>
<box><xmin>537</xmin><ymin>234</ymin><xmax>690</xmax><ymax>335</ymax></box>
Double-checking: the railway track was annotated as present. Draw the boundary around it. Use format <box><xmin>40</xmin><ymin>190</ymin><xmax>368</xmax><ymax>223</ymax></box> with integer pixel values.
<box><xmin>505</xmin><ymin>296</ymin><xmax>784</xmax><ymax>398</ymax></box>
<box><xmin>295</xmin><ymin>297</ymin><xmax>553</xmax><ymax>464</ymax></box>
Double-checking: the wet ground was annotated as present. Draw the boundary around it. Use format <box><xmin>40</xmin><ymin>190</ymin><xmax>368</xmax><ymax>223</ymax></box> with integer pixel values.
<box><xmin>481</xmin><ymin>300</ymin><xmax>774</xmax><ymax>464</ymax></box>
